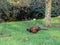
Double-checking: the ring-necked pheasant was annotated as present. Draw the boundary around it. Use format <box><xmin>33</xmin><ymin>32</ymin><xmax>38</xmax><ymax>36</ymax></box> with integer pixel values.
<box><xmin>27</xmin><ymin>26</ymin><xmax>48</xmax><ymax>33</ymax></box>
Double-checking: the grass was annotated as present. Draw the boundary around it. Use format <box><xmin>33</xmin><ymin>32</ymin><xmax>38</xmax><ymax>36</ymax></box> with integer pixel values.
<box><xmin>0</xmin><ymin>17</ymin><xmax>60</xmax><ymax>45</ymax></box>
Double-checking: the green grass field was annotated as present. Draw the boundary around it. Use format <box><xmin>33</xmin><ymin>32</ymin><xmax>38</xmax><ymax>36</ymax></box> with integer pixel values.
<box><xmin>0</xmin><ymin>17</ymin><xmax>60</xmax><ymax>45</ymax></box>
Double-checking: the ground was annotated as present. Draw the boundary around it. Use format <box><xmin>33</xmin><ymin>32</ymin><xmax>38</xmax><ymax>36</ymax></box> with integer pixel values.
<box><xmin>0</xmin><ymin>17</ymin><xmax>60</xmax><ymax>45</ymax></box>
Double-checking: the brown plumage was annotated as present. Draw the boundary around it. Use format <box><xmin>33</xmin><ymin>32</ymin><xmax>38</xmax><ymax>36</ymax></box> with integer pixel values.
<box><xmin>27</xmin><ymin>26</ymin><xmax>48</xmax><ymax>33</ymax></box>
